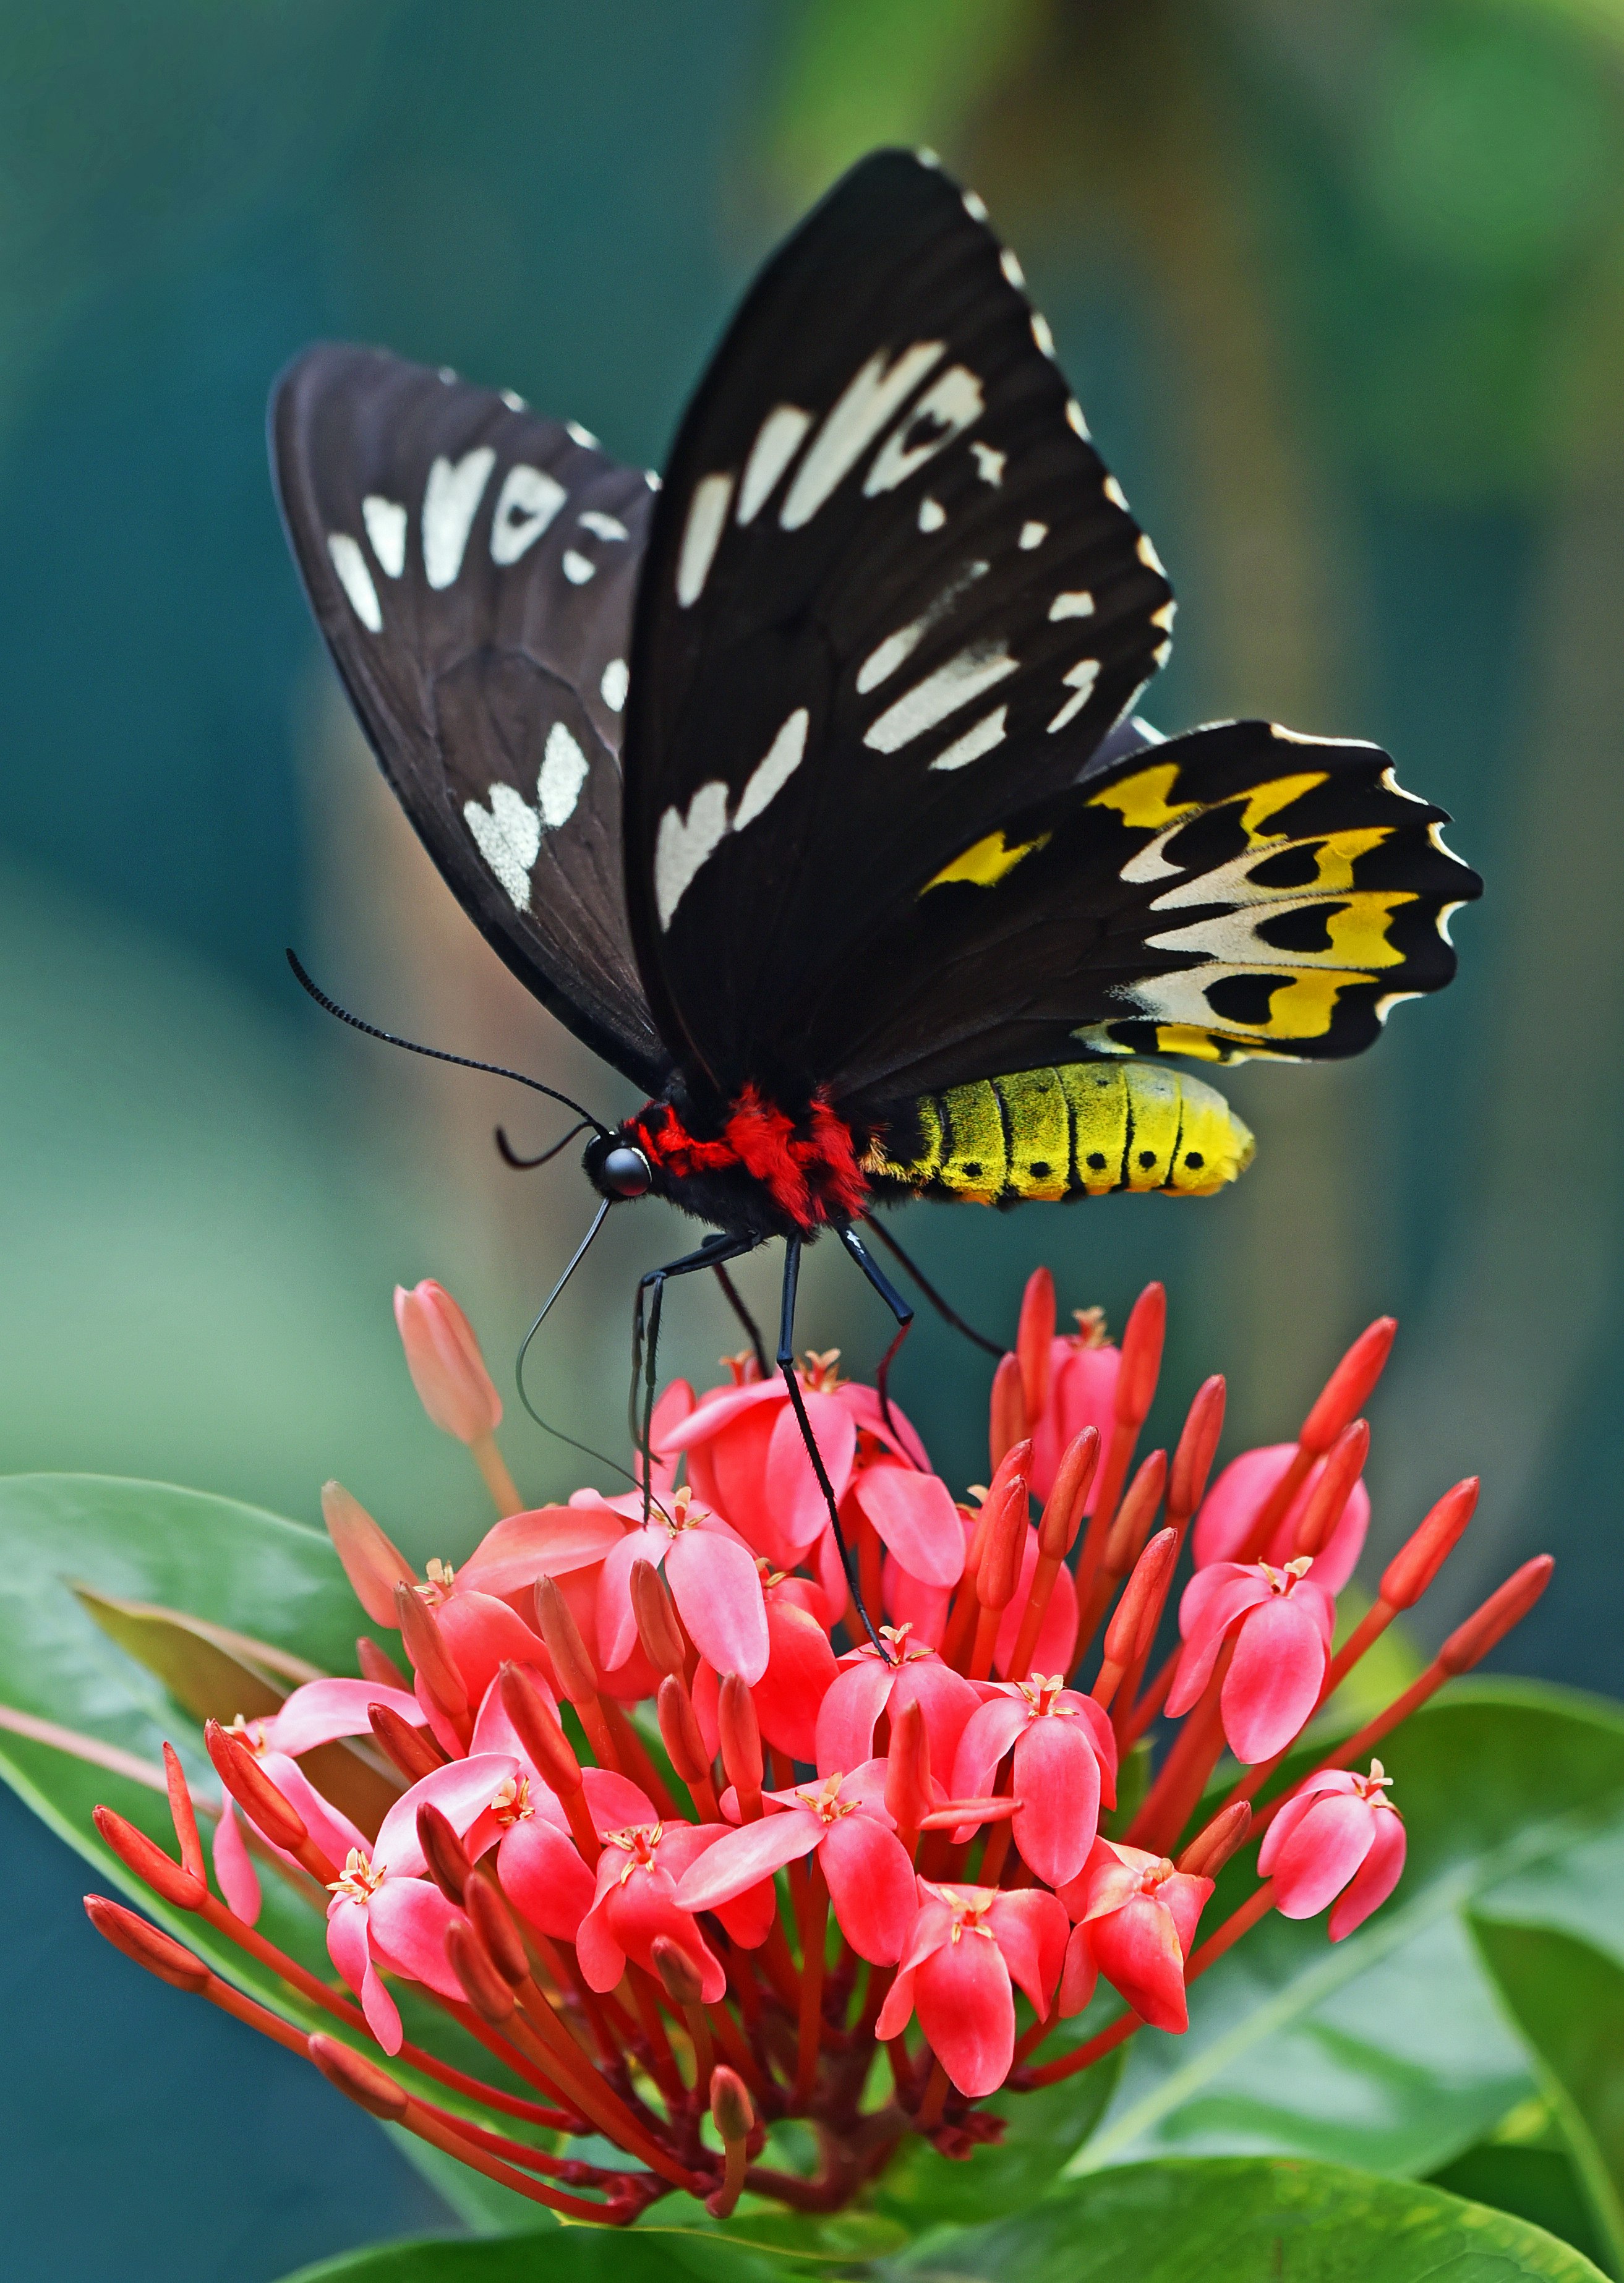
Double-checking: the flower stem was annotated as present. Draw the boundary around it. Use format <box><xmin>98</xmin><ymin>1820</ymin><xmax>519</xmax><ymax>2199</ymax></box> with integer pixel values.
<box><xmin>469</xmin><ymin>1431</ymin><xmax>523</xmax><ymax>1519</ymax></box>
<box><xmin>795</xmin><ymin>1858</ymin><xmax>829</xmax><ymax>2106</ymax></box>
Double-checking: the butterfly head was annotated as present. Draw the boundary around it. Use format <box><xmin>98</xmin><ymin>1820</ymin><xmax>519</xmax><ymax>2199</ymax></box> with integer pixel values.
<box><xmin>584</xmin><ymin>1132</ymin><xmax>655</xmax><ymax>1202</ymax></box>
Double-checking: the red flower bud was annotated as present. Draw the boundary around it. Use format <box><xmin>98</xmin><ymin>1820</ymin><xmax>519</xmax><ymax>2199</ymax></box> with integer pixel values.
<box><xmin>417</xmin><ymin>1801</ymin><xmax>474</xmax><ymax>1905</ymax></box>
<box><xmin>204</xmin><ymin>1720</ymin><xmax>308</xmax><ymax>1853</ymax></box>
<box><xmin>161</xmin><ymin>1743</ymin><xmax>207</xmax><ymax>1884</ymax></box>
<box><xmin>308</xmin><ymin>2033</ymin><xmax>409</xmax><ymax>2121</ymax></box>
<box><xmin>446</xmin><ymin>1916</ymin><xmax>515</xmax><ymax>2024</ymax></box>
<box><xmin>356</xmin><ymin>1634</ymin><xmax>409</xmax><ymax>1691</ymax></box>
<box><xmin>393</xmin><ymin>1278</ymin><xmax>502</xmax><ymax>1443</ymax></box>
<box><xmin>1017</xmin><ymin>1266</ymin><xmax>1056</xmax><ymax>1424</ymax></box>
<box><xmin>393</xmin><ymin>1581</ymin><xmax>468</xmax><ymax>1720</ymax></box>
<box><xmin>977</xmin><ymin>1475</ymin><xmax>1028</xmax><ymax>1611</ymax></box>
<box><xmin>1169</xmin><ymin>1375</ymin><xmax>1226</xmax><ymax>1521</ymax></box>
<box><xmin>1177</xmin><ymin>1799</ymin><xmax>1252</xmax><ymax>1879</ymax></box>
<box><xmin>1038</xmin><ymin>1426</ymin><xmax>1100</xmax><ymax>1560</ymax></box>
<box><xmin>884</xmin><ymin>1697</ymin><xmax>933</xmax><ymax>1834</ymax></box>
<box><xmin>1293</xmin><ymin>1420</ymin><xmax>1369</xmax><ymax>1558</ymax></box>
<box><xmin>84</xmin><ymin>1895</ymin><xmax>210</xmax><ymax>1992</ymax></box>
<box><xmin>629</xmin><ymin>1558</ymin><xmax>688</xmax><ymax>1678</ymax></box>
<box><xmin>1439</xmin><ymin>1556</ymin><xmax>1553</xmax><ymax>1674</ymax></box>
<box><xmin>463</xmin><ymin>1872</ymin><xmax>528</xmax><ymax>1988</ymax></box>
<box><xmin>710</xmin><ymin>2063</ymin><xmax>754</xmax><ymax>2144</ymax></box>
<box><xmin>989</xmin><ymin>1353</ymin><xmax>1028</xmax><ymax>1472</ymax></box>
<box><xmin>1103</xmin><ymin>1449</ymin><xmax>1167</xmax><ymax>1577</ymax></box>
<box><xmin>652</xmin><ymin>1932</ymin><xmax>706</xmax><ymax>2007</ymax></box>
<box><xmin>92</xmin><ymin>1806</ymin><xmax>208</xmax><ymax>1912</ymax></box>
<box><xmin>657</xmin><ymin>1673</ymin><xmax>711</xmax><ymax>1786</ymax></box>
<box><xmin>369</xmin><ymin>1699</ymin><xmax>448</xmax><ymax>1782</ymax></box>
<box><xmin>322</xmin><ymin>1481</ymin><xmax>413</xmax><ymax>1629</ymax></box>
<box><xmin>1116</xmin><ymin>1282</ymin><xmax>1166</xmax><ymax>1426</ymax></box>
<box><xmin>1103</xmin><ymin>1527</ymin><xmax>1179</xmax><ymax>1671</ymax></box>
<box><xmin>534</xmin><ymin>1572</ymin><xmax>602</xmax><ymax>1701</ymax></box>
<box><xmin>1299</xmin><ymin>1318</ymin><xmax>1396</xmax><ymax>1456</ymax></box>
<box><xmin>718</xmin><ymin>1671</ymin><xmax>763</xmax><ymax>1809</ymax></box>
<box><xmin>1379</xmin><ymin>1478</ymin><xmax>1479</xmax><ymax>1611</ymax></box>
<box><xmin>498</xmin><ymin>1663</ymin><xmax>581</xmax><ymax>1793</ymax></box>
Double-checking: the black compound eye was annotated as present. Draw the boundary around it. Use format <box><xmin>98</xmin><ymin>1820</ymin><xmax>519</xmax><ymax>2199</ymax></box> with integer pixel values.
<box><xmin>600</xmin><ymin>1145</ymin><xmax>652</xmax><ymax>1198</ymax></box>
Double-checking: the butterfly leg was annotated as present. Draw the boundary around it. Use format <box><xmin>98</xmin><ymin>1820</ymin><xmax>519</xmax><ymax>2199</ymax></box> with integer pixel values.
<box><xmin>712</xmin><ymin>1261</ymin><xmax>769</xmax><ymax>1378</ymax></box>
<box><xmin>835</xmin><ymin>1224</ymin><xmax>920</xmax><ymax>1464</ymax></box>
<box><xmin>631</xmin><ymin>1233</ymin><xmax>760</xmax><ymax>1522</ymax></box>
<box><xmin>777</xmin><ymin>1237</ymin><xmax>883</xmax><ymax>1655</ymax></box>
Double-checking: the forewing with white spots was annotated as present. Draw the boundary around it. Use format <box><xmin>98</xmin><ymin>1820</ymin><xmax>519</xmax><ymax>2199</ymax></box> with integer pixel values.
<box><xmin>271</xmin><ymin>344</ymin><xmax>667</xmax><ymax>1090</ymax></box>
<box><xmin>622</xmin><ymin>148</ymin><xmax>1174</xmax><ymax>1098</ymax></box>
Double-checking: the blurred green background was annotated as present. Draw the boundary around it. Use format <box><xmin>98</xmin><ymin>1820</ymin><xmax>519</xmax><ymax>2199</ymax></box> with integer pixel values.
<box><xmin>4</xmin><ymin>1</ymin><xmax>1623</xmax><ymax>2274</ymax></box>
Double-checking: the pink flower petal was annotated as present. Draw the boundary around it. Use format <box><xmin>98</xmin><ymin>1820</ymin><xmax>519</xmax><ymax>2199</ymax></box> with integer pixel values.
<box><xmin>987</xmin><ymin>1888</ymin><xmax>1070</xmax><ymax>2015</ymax></box>
<box><xmin>212</xmin><ymin>1802</ymin><xmax>261</xmax><ymax>1924</ymax></box>
<box><xmin>1192</xmin><ymin>1446</ymin><xmax>1299</xmax><ymax>1568</ymax></box>
<box><xmin>575</xmin><ymin>1892</ymin><xmax>625</xmax><ymax>1993</ymax></box>
<box><xmin>368</xmin><ymin>1875</ymin><xmax>464</xmax><ymax>1999</ymax></box>
<box><xmin>1221</xmin><ymin>1595</ymin><xmax>1328</xmax><ymax>1763</ymax></box>
<box><xmin>666</xmin><ymin>1527</ymin><xmax>770</xmax><ymax>1684</ymax></box>
<box><xmin>1058</xmin><ymin>1923</ymin><xmax>1097</xmax><ymax>2017</ymax></box>
<box><xmin>1090</xmin><ymin>1892</ymin><xmax>1189</xmax><ymax>2031</ymax></box>
<box><xmin>675</xmin><ymin>1809</ymin><xmax>821</xmax><ymax>1912</ymax></box>
<box><xmin>765</xmin><ymin>1394</ymin><xmax>857</xmax><ymax>1553</ymax></box>
<box><xmin>686</xmin><ymin>1399</ymin><xmax>785</xmax><ymax>1564</ymax></box>
<box><xmin>325</xmin><ymin>1891</ymin><xmax>372</xmax><ymax>2000</ymax></box>
<box><xmin>816</xmin><ymin>1657</ymin><xmax>895</xmax><ymax>1776</ymax></box>
<box><xmin>456</xmin><ymin>1504</ymin><xmax>626</xmax><ymax>1598</ymax></box>
<box><xmin>469</xmin><ymin>1664</ymin><xmax>560</xmax><ymax>1759</ymax></box>
<box><xmin>1329</xmin><ymin>1807</ymin><xmax>1406</xmax><ymax>1940</ymax></box>
<box><xmin>754</xmin><ymin>1602</ymin><xmax>839</xmax><ymax>1762</ymax></box>
<box><xmin>660</xmin><ymin>1378</ymin><xmax>784</xmax><ymax>1451</ymax></box>
<box><xmin>1159</xmin><ymin>1871</ymin><xmax>1213</xmax><ymax>1955</ymax></box>
<box><xmin>496</xmin><ymin>1817</ymin><xmax>596</xmax><ymax>1941</ymax></box>
<box><xmin>892</xmin><ymin>1658</ymin><xmax>982</xmax><ymax>1778</ymax></box>
<box><xmin>1012</xmin><ymin>1719</ymin><xmax>1101</xmax><ymax>1890</ymax></box>
<box><xmin>950</xmin><ymin>1696</ymin><xmax>1030</xmax><ymax>1804</ymax></box>
<box><xmin>604</xmin><ymin>1867</ymin><xmax>725</xmax><ymax>2002</ymax></box>
<box><xmin>820</xmin><ymin>1815</ymin><xmax>917</xmax><ymax>1965</ymax></box>
<box><xmin>874</xmin><ymin>1963</ymin><xmax>918</xmax><ymax>2041</ymax></box>
<box><xmin>853</xmin><ymin>1466</ymin><xmax>965</xmax><ymax>1589</ymax></box>
<box><xmin>263</xmin><ymin>1678</ymin><xmax>423</xmax><ymax>1758</ymax></box>
<box><xmin>882</xmin><ymin>1553</ymin><xmax>951</xmax><ymax>1652</ymax></box>
<box><xmin>374</xmin><ymin>1754</ymin><xmax>519</xmax><ymax>1877</ymax></box>
<box><xmin>581</xmin><ymin>1767</ymin><xmax>656</xmax><ymax>1834</ymax></box>
<box><xmin>262</xmin><ymin>1753</ymin><xmax>369</xmax><ymax>1869</ymax></box>
<box><xmin>594</xmin><ymin>1526</ymin><xmax>669</xmax><ymax>1676</ymax></box>
<box><xmin>437</xmin><ymin>1591</ymin><xmax>546</xmax><ymax>1710</ymax></box>
<box><xmin>1270</xmin><ymin>1793</ymin><xmax>1378</xmax><ymax>1921</ymax></box>
<box><xmin>837</xmin><ymin>1383</ymin><xmax>930</xmax><ymax>1469</ymax></box>
<box><xmin>915</xmin><ymin>1926</ymin><xmax>1015</xmax><ymax>2097</ymax></box>
<box><xmin>1030</xmin><ymin>1341</ymin><xmax>1119</xmax><ymax>1506</ymax></box>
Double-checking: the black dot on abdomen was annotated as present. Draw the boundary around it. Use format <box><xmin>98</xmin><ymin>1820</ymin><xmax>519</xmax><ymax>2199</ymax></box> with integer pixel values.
<box><xmin>1028</xmin><ymin>1161</ymin><xmax>1051</xmax><ymax>1180</ymax></box>
<box><xmin>960</xmin><ymin>1162</ymin><xmax>982</xmax><ymax>1179</ymax></box>
<box><xmin>1185</xmin><ymin>1150</ymin><xmax>1205</xmax><ymax>1169</ymax></box>
<box><xmin>1087</xmin><ymin>1151</ymin><xmax>1108</xmax><ymax>1170</ymax></box>
<box><xmin>1139</xmin><ymin>1148</ymin><xmax>1158</xmax><ymax>1168</ymax></box>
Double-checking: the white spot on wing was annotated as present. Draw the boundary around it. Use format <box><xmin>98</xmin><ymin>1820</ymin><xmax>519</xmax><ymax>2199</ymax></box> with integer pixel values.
<box><xmin>781</xmin><ymin>342</ymin><xmax>944</xmax><ymax>528</ymax></box>
<box><xmin>1000</xmin><ymin>248</ymin><xmax>1025</xmax><ymax>288</ymax></box>
<box><xmin>423</xmin><ymin>448</ymin><xmax>496</xmax><ymax>589</ymax></box>
<box><xmin>1137</xmin><ymin>532</ymin><xmax>1167</xmax><ymax>575</ymax></box>
<box><xmin>500</xmin><ymin>388</ymin><xmax>526</xmax><ymax>411</ymax></box>
<box><xmin>1019</xmin><ymin>520</ymin><xmax>1048</xmax><ymax>550</ymax></box>
<box><xmin>865</xmin><ymin>642</ymin><xmax>1018</xmax><ymax>753</ymax></box>
<box><xmin>537</xmin><ymin>723</ymin><xmax>591</xmax><ymax>828</ymax></box>
<box><xmin>735</xmin><ymin>709</ymin><xmax>810</xmax><ymax>830</ymax></box>
<box><xmin>930</xmin><ymin>705</ymin><xmax>1007</xmax><ymax>772</ymax></box>
<box><xmin>490</xmin><ymin>463</ymin><xmax>566</xmax><ymax>565</ymax></box>
<box><xmin>676</xmin><ymin>472</ymin><xmax>735</xmax><ymax>606</ymax></box>
<box><xmin>566</xmin><ymin>420</ymin><xmax>599</xmax><ymax>448</ymax></box>
<box><xmin>970</xmin><ymin>442</ymin><xmax>1006</xmax><ymax>486</ymax></box>
<box><xmin>738</xmin><ymin>406</ymin><xmax>813</xmax><ymax>524</ymax></box>
<box><xmin>1151</xmin><ymin>600</ymin><xmax>1176</xmax><ymax>630</ymax></box>
<box><xmin>578</xmin><ymin>510</ymin><xmax>628</xmax><ymax>540</ymax></box>
<box><xmin>918</xmin><ymin>496</ymin><xmax>946</xmax><ymax>532</ymax></box>
<box><xmin>464</xmin><ymin>783</ymin><xmax>541</xmax><ymax>909</ymax></box>
<box><xmin>1376</xmin><ymin>990</ymin><xmax>1423</xmax><ymax>1022</ymax></box>
<box><xmin>1031</xmin><ymin>312</ymin><xmax>1054</xmax><ymax>356</ymax></box>
<box><xmin>645</xmin><ymin>471</ymin><xmax>662</xmax><ymax>490</ymax></box>
<box><xmin>655</xmin><ymin>782</ymin><xmax>729</xmax><ymax>931</ymax></box>
<box><xmin>858</xmin><ymin>619</ymin><xmax>930</xmax><ymax>694</ymax></box>
<box><xmin>1103</xmin><ymin>474</ymin><xmax>1129</xmax><ymax>510</ymax></box>
<box><xmin>1067</xmin><ymin>399</ymin><xmax>1090</xmax><ymax>438</ymax></box>
<box><xmin>361</xmin><ymin>497</ymin><xmax>406</xmax><ymax>578</ymax></box>
<box><xmin>600</xmin><ymin>659</ymin><xmax>629</xmax><ymax>712</ymax></box>
<box><xmin>917</xmin><ymin>147</ymin><xmax>941</xmax><ymax>168</ymax></box>
<box><xmin>866</xmin><ymin>365</ymin><xmax>985</xmax><ymax>497</ymax></box>
<box><xmin>328</xmin><ymin>534</ymin><xmax>382</xmax><ymax>631</ymax></box>
<box><xmin>964</xmin><ymin>189</ymin><xmax>989</xmax><ymax>221</ymax></box>
<box><xmin>1429</xmin><ymin>819</ymin><xmax>1461</xmax><ymax>859</ymax></box>
<box><xmin>1048</xmin><ymin>657</ymin><xmax>1100</xmax><ymax>732</ymax></box>
<box><xmin>1436</xmin><ymin>900</ymin><xmax>1464</xmax><ymax>944</ymax></box>
<box><xmin>1049</xmin><ymin>591</ymin><xmax>1095</xmax><ymax>620</ymax></box>
<box><xmin>561</xmin><ymin>550</ymin><xmax>596</xmax><ymax>584</ymax></box>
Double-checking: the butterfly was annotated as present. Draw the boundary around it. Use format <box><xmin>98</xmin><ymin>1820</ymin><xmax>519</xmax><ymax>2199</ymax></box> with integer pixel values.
<box><xmin>271</xmin><ymin>147</ymin><xmax>1479</xmax><ymax>1584</ymax></box>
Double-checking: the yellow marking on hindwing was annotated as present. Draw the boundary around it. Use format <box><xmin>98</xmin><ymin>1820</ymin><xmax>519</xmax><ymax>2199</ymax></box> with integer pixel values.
<box><xmin>1087</xmin><ymin>763</ymin><xmax>1202</xmax><ymax>833</ymax></box>
<box><xmin>1236</xmin><ymin>773</ymin><xmax>1326</xmax><ymax>843</ymax></box>
<box><xmin>925</xmin><ymin>828</ymin><xmax>1052</xmax><ymax>891</ymax></box>
<box><xmin>1320</xmin><ymin>891</ymin><xmax>1416</xmax><ymax>967</ymax></box>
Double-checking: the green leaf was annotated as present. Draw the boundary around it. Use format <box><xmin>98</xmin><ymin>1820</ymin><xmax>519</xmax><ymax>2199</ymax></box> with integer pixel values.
<box><xmin>273</xmin><ymin>2225</ymin><xmax>785</xmax><ymax>2283</ymax></box>
<box><xmin>1430</xmin><ymin>2142</ymin><xmax>1609</xmax><ymax>2274</ymax></box>
<box><xmin>1471</xmin><ymin>1916</ymin><xmax>1624</xmax><ymax>2272</ymax></box>
<box><xmin>893</xmin><ymin>2154</ymin><xmax>1608</xmax><ymax>2281</ymax></box>
<box><xmin>873</xmin><ymin>2044</ymin><xmax>1123</xmax><ymax>2227</ymax></box>
<box><xmin>1067</xmin><ymin>1680</ymin><xmax>1624</xmax><ymax>2180</ymax></box>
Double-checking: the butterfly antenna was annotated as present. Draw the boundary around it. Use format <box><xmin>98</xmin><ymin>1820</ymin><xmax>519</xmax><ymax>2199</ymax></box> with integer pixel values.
<box><xmin>497</xmin><ymin>1119</ymin><xmax>594</xmax><ymax>1171</ymax></box>
<box><xmin>515</xmin><ymin>1198</ymin><xmax>643</xmax><ymax>1489</ymax></box>
<box><xmin>860</xmin><ymin>1213</ymin><xmax>1004</xmax><ymax>1357</ymax></box>
<box><xmin>286</xmin><ymin>950</ymin><xmax>610</xmax><ymax>1136</ymax></box>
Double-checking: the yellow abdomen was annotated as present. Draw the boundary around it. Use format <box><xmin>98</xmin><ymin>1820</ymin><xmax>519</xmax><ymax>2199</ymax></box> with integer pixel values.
<box><xmin>868</xmin><ymin>1062</ymin><xmax>1255</xmax><ymax>1203</ymax></box>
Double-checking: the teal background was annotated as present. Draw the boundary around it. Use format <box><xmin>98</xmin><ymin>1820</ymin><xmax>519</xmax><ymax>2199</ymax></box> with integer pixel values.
<box><xmin>3</xmin><ymin>1</ymin><xmax>1623</xmax><ymax>2273</ymax></box>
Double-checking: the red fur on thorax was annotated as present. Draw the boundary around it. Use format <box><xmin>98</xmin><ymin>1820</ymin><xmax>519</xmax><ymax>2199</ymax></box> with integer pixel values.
<box><xmin>634</xmin><ymin>1087</ymin><xmax>868</xmax><ymax>1231</ymax></box>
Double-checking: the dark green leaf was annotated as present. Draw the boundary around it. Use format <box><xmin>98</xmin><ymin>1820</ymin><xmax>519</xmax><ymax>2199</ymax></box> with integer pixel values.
<box><xmin>1066</xmin><ymin>1681</ymin><xmax>1624</xmax><ymax>2180</ymax></box>
<box><xmin>1471</xmin><ymin>1917</ymin><xmax>1624</xmax><ymax>2272</ymax></box>
<box><xmin>895</xmin><ymin>2154</ymin><xmax>1609</xmax><ymax>2281</ymax></box>
<box><xmin>1430</xmin><ymin>2142</ymin><xmax>1608</xmax><ymax>2273</ymax></box>
<box><xmin>873</xmin><ymin>2044</ymin><xmax>1122</xmax><ymax>2226</ymax></box>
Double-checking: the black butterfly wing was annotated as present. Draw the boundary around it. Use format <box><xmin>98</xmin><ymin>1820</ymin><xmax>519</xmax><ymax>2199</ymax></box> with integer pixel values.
<box><xmin>812</xmin><ymin>719</ymin><xmax>1482</xmax><ymax>1116</ymax></box>
<box><xmin>621</xmin><ymin>148</ymin><xmax>1174</xmax><ymax>1101</ymax></box>
<box><xmin>271</xmin><ymin>344</ymin><xmax>669</xmax><ymax>1091</ymax></box>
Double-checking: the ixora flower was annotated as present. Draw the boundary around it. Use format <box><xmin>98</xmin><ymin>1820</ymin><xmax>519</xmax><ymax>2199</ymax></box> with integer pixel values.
<box><xmin>86</xmin><ymin>1266</ymin><xmax>1553</xmax><ymax>2225</ymax></box>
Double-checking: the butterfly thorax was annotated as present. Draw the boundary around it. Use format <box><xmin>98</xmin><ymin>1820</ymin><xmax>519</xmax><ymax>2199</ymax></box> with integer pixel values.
<box><xmin>605</xmin><ymin>1083</ymin><xmax>871</xmax><ymax>1240</ymax></box>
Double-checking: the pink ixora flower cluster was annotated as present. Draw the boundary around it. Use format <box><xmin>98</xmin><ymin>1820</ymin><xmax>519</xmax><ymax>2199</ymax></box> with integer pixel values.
<box><xmin>89</xmin><ymin>1267</ymin><xmax>1552</xmax><ymax>2222</ymax></box>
